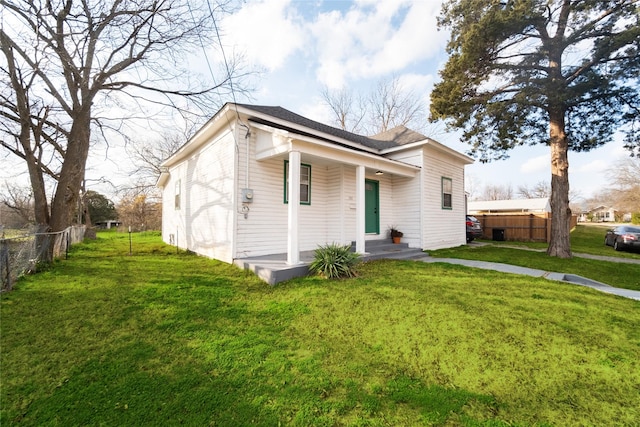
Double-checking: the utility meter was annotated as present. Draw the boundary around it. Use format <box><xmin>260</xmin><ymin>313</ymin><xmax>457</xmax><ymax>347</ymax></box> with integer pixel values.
<box><xmin>242</xmin><ymin>188</ymin><xmax>254</xmax><ymax>203</ymax></box>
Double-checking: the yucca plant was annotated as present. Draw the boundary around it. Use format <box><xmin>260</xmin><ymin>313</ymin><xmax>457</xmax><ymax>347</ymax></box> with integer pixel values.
<box><xmin>308</xmin><ymin>243</ymin><xmax>360</xmax><ymax>279</ymax></box>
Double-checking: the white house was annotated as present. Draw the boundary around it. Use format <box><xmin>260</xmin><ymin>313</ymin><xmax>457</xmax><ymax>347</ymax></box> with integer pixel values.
<box><xmin>581</xmin><ymin>205</ymin><xmax>618</xmax><ymax>222</ymax></box>
<box><xmin>157</xmin><ymin>103</ymin><xmax>473</xmax><ymax>282</ymax></box>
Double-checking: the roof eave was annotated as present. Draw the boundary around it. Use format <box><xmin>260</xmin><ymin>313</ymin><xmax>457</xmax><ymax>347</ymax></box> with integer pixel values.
<box><xmin>381</xmin><ymin>138</ymin><xmax>474</xmax><ymax>164</ymax></box>
<box><xmin>242</xmin><ymin>110</ymin><xmax>380</xmax><ymax>155</ymax></box>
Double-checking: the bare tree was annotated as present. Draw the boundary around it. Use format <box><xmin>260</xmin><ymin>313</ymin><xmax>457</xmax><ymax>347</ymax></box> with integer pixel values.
<box><xmin>1</xmin><ymin>183</ymin><xmax>34</xmax><ymax>226</ymax></box>
<box><xmin>607</xmin><ymin>157</ymin><xmax>640</xmax><ymax>213</ymax></box>
<box><xmin>481</xmin><ymin>183</ymin><xmax>513</xmax><ymax>201</ymax></box>
<box><xmin>464</xmin><ymin>173</ymin><xmax>480</xmax><ymax>201</ymax></box>
<box><xmin>518</xmin><ymin>181</ymin><xmax>551</xmax><ymax>199</ymax></box>
<box><xmin>368</xmin><ymin>76</ymin><xmax>426</xmax><ymax>135</ymax></box>
<box><xmin>321</xmin><ymin>75</ymin><xmax>429</xmax><ymax>136</ymax></box>
<box><xmin>117</xmin><ymin>187</ymin><xmax>162</xmax><ymax>232</ymax></box>
<box><xmin>126</xmin><ymin>132</ymin><xmax>186</xmax><ymax>193</ymax></box>
<box><xmin>0</xmin><ymin>0</ymin><xmax>250</xmax><ymax>232</ymax></box>
<box><xmin>320</xmin><ymin>86</ymin><xmax>367</xmax><ymax>134</ymax></box>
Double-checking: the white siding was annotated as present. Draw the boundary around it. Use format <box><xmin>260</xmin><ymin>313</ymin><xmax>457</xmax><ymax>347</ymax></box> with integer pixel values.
<box><xmin>386</xmin><ymin>148</ymin><xmax>424</xmax><ymax>248</ymax></box>
<box><xmin>161</xmin><ymin>116</ymin><xmax>469</xmax><ymax>261</ymax></box>
<box><xmin>234</xmin><ymin>157</ymin><xmax>404</xmax><ymax>257</ymax></box>
<box><xmin>375</xmin><ymin>173</ymin><xmax>394</xmax><ymax>240</ymax></box>
<box><xmin>235</xmin><ymin>131</ymin><xmax>334</xmax><ymax>257</ymax></box>
<box><xmin>161</xmin><ymin>129</ymin><xmax>236</xmax><ymax>263</ymax></box>
<box><xmin>334</xmin><ymin>166</ymin><xmax>396</xmax><ymax>243</ymax></box>
<box><xmin>325</xmin><ymin>165</ymin><xmax>347</xmax><ymax>244</ymax></box>
<box><xmin>421</xmin><ymin>147</ymin><xmax>467</xmax><ymax>249</ymax></box>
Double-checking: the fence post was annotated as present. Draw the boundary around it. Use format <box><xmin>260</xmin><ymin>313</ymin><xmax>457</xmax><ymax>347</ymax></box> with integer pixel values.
<box><xmin>546</xmin><ymin>213</ymin><xmax>551</xmax><ymax>243</ymax></box>
<box><xmin>1</xmin><ymin>238</ymin><xmax>10</xmax><ymax>291</ymax></box>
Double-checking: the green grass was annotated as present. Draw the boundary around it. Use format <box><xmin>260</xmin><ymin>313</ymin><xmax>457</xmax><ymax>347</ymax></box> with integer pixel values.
<box><xmin>1</xmin><ymin>232</ymin><xmax>639</xmax><ymax>426</ymax></box>
<box><xmin>430</xmin><ymin>225</ymin><xmax>640</xmax><ymax>291</ymax></box>
<box><xmin>570</xmin><ymin>223</ymin><xmax>640</xmax><ymax>257</ymax></box>
<box><xmin>485</xmin><ymin>223</ymin><xmax>640</xmax><ymax>258</ymax></box>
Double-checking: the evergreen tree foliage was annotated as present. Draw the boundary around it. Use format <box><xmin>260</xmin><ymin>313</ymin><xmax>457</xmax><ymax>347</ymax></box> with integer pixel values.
<box><xmin>431</xmin><ymin>0</ymin><xmax>639</xmax><ymax>257</ymax></box>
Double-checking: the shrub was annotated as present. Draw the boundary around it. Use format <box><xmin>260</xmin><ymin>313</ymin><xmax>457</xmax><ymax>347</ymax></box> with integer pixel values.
<box><xmin>632</xmin><ymin>212</ymin><xmax>640</xmax><ymax>225</ymax></box>
<box><xmin>309</xmin><ymin>243</ymin><xmax>360</xmax><ymax>279</ymax></box>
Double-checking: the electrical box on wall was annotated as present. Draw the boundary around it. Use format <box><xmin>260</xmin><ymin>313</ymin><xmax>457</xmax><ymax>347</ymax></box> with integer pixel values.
<box><xmin>241</xmin><ymin>188</ymin><xmax>254</xmax><ymax>203</ymax></box>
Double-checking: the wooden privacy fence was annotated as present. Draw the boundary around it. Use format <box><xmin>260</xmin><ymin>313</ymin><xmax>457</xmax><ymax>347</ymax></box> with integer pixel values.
<box><xmin>475</xmin><ymin>213</ymin><xmax>578</xmax><ymax>243</ymax></box>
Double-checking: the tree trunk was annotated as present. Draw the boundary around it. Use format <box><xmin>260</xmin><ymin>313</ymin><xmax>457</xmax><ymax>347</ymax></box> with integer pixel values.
<box><xmin>50</xmin><ymin>112</ymin><xmax>91</xmax><ymax>232</ymax></box>
<box><xmin>26</xmin><ymin>152</ymin><xmax>50</xmax><ymax>227</ymax></box>
<box><xmin>19</xmin><ymin>127</ymin><xmax>50</xmax><ymax>228</ymax></box>
<box><xmin>2</xmin><ymin>31</ymin><xmax>50</xmax><ymax>228</ymax></box>
<box><xmin>547</xmin><ymin>106</ymin><xmax>572</xmax><ymax>258</ymax></box>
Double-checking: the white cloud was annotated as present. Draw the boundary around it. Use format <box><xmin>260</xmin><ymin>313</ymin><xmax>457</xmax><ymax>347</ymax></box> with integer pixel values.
<box><xmin>311</xmin><ymin>1</ymin><xmax>446</xmax><ymax>88</ymax></box>
<box><xmin>369</xmin><ymin>1</ymin><xmax>446</xmax><ymax>72</ymax></box>
<box><xmin>520</xmin><ymin>154</ymin><xmax>549</xmax><ymax>174</ymax></box>
<box><xmin>574</xmin><ymin>159</ymin><xmax>608</xmax><ymax>173</ymax></box>
<box><xmin>299</xmin><ymin>97</ymin><xmax>333</xmax><ymax>124</ymax></box>
<box><xmin>222</xmin><ymin>0</ymin><xmax>306</xmax><ymax>71</ymax></box>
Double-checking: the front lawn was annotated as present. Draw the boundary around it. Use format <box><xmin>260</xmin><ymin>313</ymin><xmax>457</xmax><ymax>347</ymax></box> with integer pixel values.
<box><xmin>1</xmin><ymin>232</ymin><xmax>639</xmax><ymax>426</ymax></box>
<box><xmin>492</xmin><ymin>223</ymin><xmax>640</xmax><ymax>258</ymax></box>
<box><xmin>430</xmin><ymin>224</ymin><xmax>640</xmax><ymax>291</ymax></box>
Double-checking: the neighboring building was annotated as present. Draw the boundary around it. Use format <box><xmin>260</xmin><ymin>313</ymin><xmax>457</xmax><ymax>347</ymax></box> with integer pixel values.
<box><xmin>582</xmin><ymin>205</ymin><xmax>618</xmax><ymax>222</ymax></box>
<box><xmin>157</xmin><ymin>103</ymin><xmax>473</xmax><ymax>281</ymax></box>
<box><xmin>94</xmin><ymin>220</ymin><xmax>121</xmax><ymax>229</ymax></box>
<box><xmin>468</xmin><ymin>198</ymin><xmax>550</xmax><ymax>214</ymax></box>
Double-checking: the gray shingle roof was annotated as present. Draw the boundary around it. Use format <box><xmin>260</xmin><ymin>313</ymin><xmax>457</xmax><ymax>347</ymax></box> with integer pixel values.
<box><xmin>370</xmin><ymin>126</ymin><xmax>428</xmax><ymax>148</ymax></box>
<box><xmin>234</xmin><ymin>103</ymin><xmax>427</xmax><ymax>151</ymax></box>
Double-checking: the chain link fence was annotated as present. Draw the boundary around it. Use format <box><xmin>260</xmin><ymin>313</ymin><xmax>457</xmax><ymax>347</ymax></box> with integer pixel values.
<box><xmin>1</xmin><ymin>225</ymin><xmax>86</xmax><ymax>292</ymax></box>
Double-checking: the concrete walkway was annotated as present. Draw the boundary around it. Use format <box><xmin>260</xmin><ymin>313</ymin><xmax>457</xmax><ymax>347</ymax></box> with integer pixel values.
<box><xmin>417</xmin><ymin>255</ymin><xmax>640</xmax><ymax>301</ymax></box>
<box><xmin>486</xmin><ymin>243</ymin><xmax>640</xmax><ymax>265</ymax></box>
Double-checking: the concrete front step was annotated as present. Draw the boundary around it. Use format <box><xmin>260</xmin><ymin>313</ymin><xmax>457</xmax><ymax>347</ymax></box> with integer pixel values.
<box><xmin>351</xmin><ymin>239</ymin><xmax>423</xmax><ymax>259</ymax></box>
<box><xmin>351</xmin><ymin>239</ymin><xmax>409</xmax><ymax>252</ymax></box>
<box><xmin>361</xmin><ymin>248</ymin><xmax>426</xmax><ymax>262</ymax></box>
<box><xmin>235</xmin><ymin>240</ymin><xmax>425</xmax><ymax>285</ymax></box>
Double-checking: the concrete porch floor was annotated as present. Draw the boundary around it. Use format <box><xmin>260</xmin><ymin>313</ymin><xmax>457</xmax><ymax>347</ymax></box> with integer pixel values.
<box><xmin>233</xmin><ymin>240</ymin><xmax>425</xmax><ymax>285</ymax></box>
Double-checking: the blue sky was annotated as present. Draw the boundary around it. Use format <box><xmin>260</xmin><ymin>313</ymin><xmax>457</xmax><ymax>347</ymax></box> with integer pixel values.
<box><xmin>215</xmin><ymin>0</ymin><xmax>626</xmax><ymax>201</ymax></box>
<box><xmin>1</xmin><ymin>0</ymin><xmax>626</xmax><ymax>201</ymax></box>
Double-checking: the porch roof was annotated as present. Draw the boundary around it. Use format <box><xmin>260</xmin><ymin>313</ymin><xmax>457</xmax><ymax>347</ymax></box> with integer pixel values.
<box><xmin>250</xmin><ymin>121</ymin><xmax>421</xmax><ymax>178</ymax></box>
<box><xmin>159</xmin><ymin>102</ymin><xmax>471</xmax><ymax>173</ymax></box>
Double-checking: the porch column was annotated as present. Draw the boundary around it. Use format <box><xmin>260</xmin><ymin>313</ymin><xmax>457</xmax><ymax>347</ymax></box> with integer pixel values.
<box><xmin>287</xmin><ymin>150</ymin><xmax>301</xmax><ymax>265</ymax></box>
<box><xmin>355</xmin><ymin>165</ymin><xmax>366</xmax><ymax>254</ymax></box>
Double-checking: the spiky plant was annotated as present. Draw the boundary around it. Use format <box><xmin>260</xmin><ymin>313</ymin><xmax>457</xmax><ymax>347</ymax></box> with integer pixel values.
<box><xmin>308</xmin><ymin>243</ymin><xmax>360</xmax><ymax>279</ymax></box>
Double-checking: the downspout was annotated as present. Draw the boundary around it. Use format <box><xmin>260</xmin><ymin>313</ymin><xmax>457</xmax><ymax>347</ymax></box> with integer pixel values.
<box><xmin>231</xmin><ymin>124</ymin><xmax>240</xmax><ymax>261</ymax></box>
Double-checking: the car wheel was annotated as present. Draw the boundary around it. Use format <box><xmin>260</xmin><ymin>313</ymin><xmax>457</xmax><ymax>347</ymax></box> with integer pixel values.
<box><xmin>604</xmin><ymin>237</ymin><xmax>609</xmax><ymax>246</ymax></box>
<box><xmin>614</xmin><ymin>240</ymin><xmax>623</xmax><ymax>251</ymax></box>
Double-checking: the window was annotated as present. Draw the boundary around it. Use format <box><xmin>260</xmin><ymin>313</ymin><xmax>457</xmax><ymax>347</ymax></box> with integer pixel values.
<box><xmin>174</xmin><ymin>179</ymin><xmax>181</xmax><ymax>210</ymax></box>
<box><xmin>284</xmin><ymin>161</ymin><xmax>311</xmax><ymax>205</ymax></box>
<box><xmin>442</xmin><ymin>177</ymin><xmax>452</xmax><ymax>209</ymax></box>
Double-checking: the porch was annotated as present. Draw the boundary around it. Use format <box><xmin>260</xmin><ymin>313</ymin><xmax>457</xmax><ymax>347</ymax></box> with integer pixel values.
<box><xmin>233</xmin><ymin>239</ymin><xmax>426</xmax><ymax>285</ymax></box>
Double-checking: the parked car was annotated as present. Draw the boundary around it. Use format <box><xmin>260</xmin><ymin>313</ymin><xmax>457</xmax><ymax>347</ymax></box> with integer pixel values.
<box><xmin>604</xmin><ymin>225</ymin><xmax>640</xmax><ymax>251</ymax></box>
<box><xmin>466</xmin><ymin>215</ymin><xmax>483</xmax><ymax>242</ymax></box>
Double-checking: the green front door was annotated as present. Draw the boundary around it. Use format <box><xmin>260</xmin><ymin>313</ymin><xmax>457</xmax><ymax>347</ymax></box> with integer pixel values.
<box><xmin>365</xmin><ymin>179</ymin><xmax>379</xmax><ymax>234</ymax></box>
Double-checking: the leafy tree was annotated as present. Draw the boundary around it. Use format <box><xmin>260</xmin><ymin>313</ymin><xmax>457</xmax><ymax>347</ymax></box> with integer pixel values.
<box><xmin>85</xmin><ymin>191</ymin><xmax>117</xmax><ymax>225</ymax></box>
<box><xmin>0</xmin><ymin>0</ymin><xmax>249</xmax><ymax>233</ymax></box>
<box><xmin>431</xmin><ymin>0</ymin><xmax>640</xmax><ymax>258</ymax></box>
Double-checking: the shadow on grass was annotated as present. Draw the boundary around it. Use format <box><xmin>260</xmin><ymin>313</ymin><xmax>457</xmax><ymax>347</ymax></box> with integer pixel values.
<box><xmin>4</xmin><ymin>234</ymin><xmax>638</xmax><ymax>426</ymax></box>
